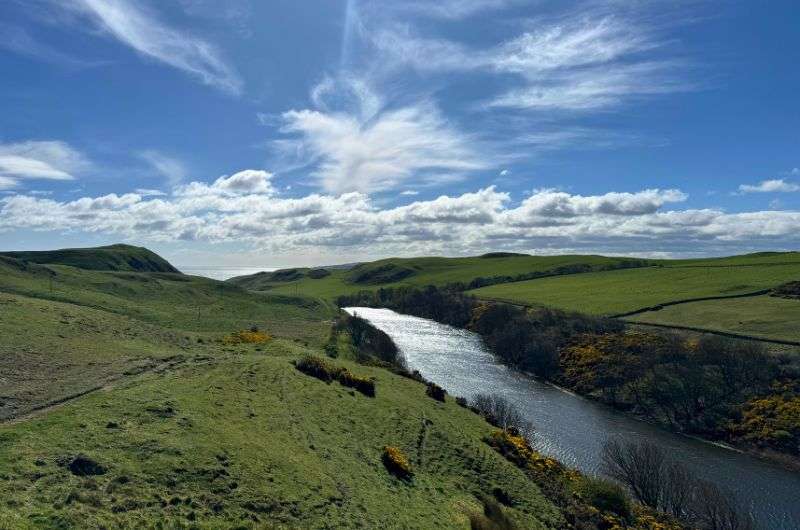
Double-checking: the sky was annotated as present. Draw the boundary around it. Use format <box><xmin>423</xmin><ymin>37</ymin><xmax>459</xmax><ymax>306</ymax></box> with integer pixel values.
<box><xmin>0</xmin><ymin>0</ymin><xmax>798</xmax><ymax>268</ymax></box>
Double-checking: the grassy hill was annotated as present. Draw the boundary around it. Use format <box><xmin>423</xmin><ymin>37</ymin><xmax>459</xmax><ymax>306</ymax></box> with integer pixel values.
<box><xmin>0</xmin><ymin>244</ymin><xmax>180</xmax><ymax>273</ymax></box>
<box><xmin>470</xmin><ymin>252</ymin><xmax>800</xmax><ymax>317</ymax></box>
<box><xmin>228</xmin><ymin>254</ymin><xmax>650</xmax><ymax>299</ymax></box>
<box><xmin>0</xmin><ymin>248</ymin><xmax>576</xmax><ymax>528</ymax></box>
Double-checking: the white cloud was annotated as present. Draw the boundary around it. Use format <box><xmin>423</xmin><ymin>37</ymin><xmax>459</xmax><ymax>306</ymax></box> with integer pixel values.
<box><xmin>61</xmin><ymin>0</ymin><xmax>242</xmax><ymax>94</ymax></box>
<box><xmin>381</xmin><ymin>0</ymin><xmax>513</xmax><ymax>20</ymax></box>
<box><xmin>139</xmin><ymin>150</ymin><xmax>187</xmax><ymax>186</ymax></box>
<box><xmin>175</xmin><ymin>169</ymin><xmax>275</xmax><ymax>197</ymax></box>
<box><xmin>738</xmin><ymin>179</ymin><xmax>800</xmax><ymax>193</ymax></box>
<box><xmin>0</xmin><ymin>141</ymin><xmax>90</xmax><ymax>187</ymax></box>
<box><xmin>2</xmin><ymin>177</ymin><xmax>798</xmax><ymax>257</ymax></box>
<box><xmin>368</xmin><ymin>13</ymin><xmax>689</xmax><ymax>112</ymax></box>
<box><xmin>280</xmin><ymin>79</ymin><xmax>486</xmax><ymax>194</ymax></box>
<box><xmin>400</xmin><ymin>190</ymin><xmax>419</xmax><ymax>196</ymax></box>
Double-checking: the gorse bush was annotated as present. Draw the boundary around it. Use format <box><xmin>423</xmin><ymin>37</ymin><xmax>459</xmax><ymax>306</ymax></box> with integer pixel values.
<box><xmin>382</xmin><ymin>446</ymin><xmax>413</xmax><ymax>480</ymax></box>
<box><xmin>576</xmin><ymin>477</ymin><xmax>631</xmax><ymax>519</ymax></box>
<box><xmin>295</xmin><ymin>355</ymin><xmax>376</xmax><ymax>397</ymax></box>
<box><xmin>221</xmin><ymin>329</ymin><xmax>272</xmax><ymax>345</ymax></box>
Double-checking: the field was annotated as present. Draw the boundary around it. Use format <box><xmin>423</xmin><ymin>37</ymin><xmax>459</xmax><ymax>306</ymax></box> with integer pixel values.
<box><xmin>470</xmin><ymin>255</ymin><xmax>800</xmax><ymax>316</ymax></box>
<box><xmin>228</xmin><ymin>254</ymin><xmax>648</xmax><ymax>299</ymax></box>
<box><xmin>627</xmin><ymin>295</ymin><xmax>800</xmax><ymax>343</ymax></box>
<box><xmin>0</xmin><ymin>249</ymin><xmax>566</xmax><ymax>528</ymax></box>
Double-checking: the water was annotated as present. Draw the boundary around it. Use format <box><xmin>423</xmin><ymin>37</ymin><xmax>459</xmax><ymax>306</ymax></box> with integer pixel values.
<box><xmin>177</xmin><ymin>266</ymin><xmax>276</xmax><ymax>281</ymax></box>
<box><xmin>345</xmin><ymin>307</ymin><xmax>800</xmax><ymax>530</ymax></box>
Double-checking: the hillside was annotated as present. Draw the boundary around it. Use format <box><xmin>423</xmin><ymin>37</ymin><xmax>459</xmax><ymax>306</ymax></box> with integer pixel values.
<box><xmin>0</xmin><ymin>244</ymin><xmax>180</xmax><ymax>273</ymax></box>
<box><xmin>228</xmin><ymin>254</ymin><xmax>651</xmax><ymax>299</ymax></box>
<box><xmin>0</xmin><ymin>249</ymin><xmax>579</xmax><ymax>528</ymax></box>
<box><xmin>470</xmin><ymin>252</ymin><xmax>800</xmax><ymax>316</ymax></box>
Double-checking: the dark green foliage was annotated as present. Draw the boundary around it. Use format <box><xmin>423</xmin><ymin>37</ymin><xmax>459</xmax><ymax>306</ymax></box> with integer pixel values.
<box><xmin>348</xmin><ymin>263</ymin><xmax>417</xmax><ymax>284</ymax></box>
<box><xmin>67</xmin><ymin>455</ymin><xmax>107</xmax><ymax>477</ymax></box>
<box><xmin>771</xmin><ymin>281</ymin><xmax>800</xmax><ymax>299</ymax></box>
<box><xmin>577</xmin><ymin>477</ymin><xmax>631</xmax><ymax>519</ymax></box>
<box><xmin>307</xmin><ymin>268</ymin><xmax>331</xmax><ymax>279</ymax></box>
<box><xmin>469</xmin><ymin>495</ymin><xmax>518</xmax><ymax>530</ymax></box>
<box><xmin>426</xmin><ymin>382</ymin><xmax>446</xmax><ymax>402</ymax></box>
<box><xmin>338</xmin><ymin>313</ymin><xmax>402</xmax><ymax>367</ymax></box>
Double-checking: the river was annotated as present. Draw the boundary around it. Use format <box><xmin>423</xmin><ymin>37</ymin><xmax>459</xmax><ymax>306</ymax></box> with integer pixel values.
<box><xmin>344</xmin><ymin>307</ymin><xmax>800</xmax><ymax>530</ymax></box>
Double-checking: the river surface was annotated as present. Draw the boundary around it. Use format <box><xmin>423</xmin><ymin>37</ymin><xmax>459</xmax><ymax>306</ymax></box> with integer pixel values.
<box><xmin>344</xmin><ymin>307</ymin><xmax>800</xmax><ymax>530</ymax></box>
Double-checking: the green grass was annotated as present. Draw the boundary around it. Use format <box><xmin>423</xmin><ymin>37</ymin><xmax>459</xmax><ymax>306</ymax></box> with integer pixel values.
<box><xmin>627</xmin><ymin>295</ymin><xmax>800</xmax><ymax>342</ymax></box>
<box><xmin>229</xmin><ymin>254</ymin><xmax>647</xmax><ymax>300</ymax></box>
<box><xmin>470</xmin><ymin>260</ymin><xmax>800</xmax><ymax>316</ymax></box>
<box><xmin>0</xmin><ymin>248</ymin><xmax>564</xmax><ymax>528</ymax></box>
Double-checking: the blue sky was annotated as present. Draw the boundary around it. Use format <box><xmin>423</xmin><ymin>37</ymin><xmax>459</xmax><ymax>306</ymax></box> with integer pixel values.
<box><xmin>0</xmin><ymin>0</ymin><xmax>798</xmax><ymax>267</ymax></box>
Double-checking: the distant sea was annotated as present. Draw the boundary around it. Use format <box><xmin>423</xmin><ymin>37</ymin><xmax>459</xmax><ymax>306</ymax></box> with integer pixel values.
<box><xmin>177</xmin><ymin>266</ymin><xmax>276</xmax><ymax>281</ymax></box>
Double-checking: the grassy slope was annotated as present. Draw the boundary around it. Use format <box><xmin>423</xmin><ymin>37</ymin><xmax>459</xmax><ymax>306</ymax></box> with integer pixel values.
<box><xmin>0</xmin><ymin>244</ymin><xmax>179</xmax><ymax>273</ymax></box>
<box><xmin>627</xmin><ymin>295</ymin><xmax>800</xmax><ymax>342</ymax></box>
<box><xmin>470</xmin><ymin>253</ymin><xmax>800</xmax><ymax>316</ymax></box>
<box><xmin>229</xmin><ymin>254</ymin><xmax>643</xmax><ymax>299</ymax></box>
<box><xmin>0</xmin><ymin>255</ymin><xmax>562</xmax><ymax>528</ymax></box>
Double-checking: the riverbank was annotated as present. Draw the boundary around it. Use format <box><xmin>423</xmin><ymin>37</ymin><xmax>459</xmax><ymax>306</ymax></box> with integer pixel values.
<box><xmin>346</xmin><ymin>306</ymin><xmax>800</xmax><ymax>529</ymax></box>
<box><xmin>337</xmin><ymin>287</ymin><xmax>800</xmax><ymax>469</ymax></box>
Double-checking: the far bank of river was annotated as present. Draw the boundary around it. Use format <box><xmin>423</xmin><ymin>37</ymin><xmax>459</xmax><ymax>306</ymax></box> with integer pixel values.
<box><xmin>345</xmin><ymin>307</ymin><xmax>800</xmax><ymax>530</ymax></box>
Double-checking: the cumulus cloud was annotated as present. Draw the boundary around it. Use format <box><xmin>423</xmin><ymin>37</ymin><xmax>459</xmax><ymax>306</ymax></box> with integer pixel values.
<box><xmin>176</xmin><ymin>169</ymin><xmax>275</xmax><ymax>197</ymax></box>
<box><xmin>0</xmin><ymin>141</ymin><xmax>90</xmax><ymax>187</ymax></box>
<box><xmin>2</xmin><ymin>177</ymin><xmax>798</xmax><ymax>257</ymax></box>
<box><xmin>280</xmin><ymin>79</ymin><xmax>486</xmax><ymax>194</ymax></box>
<box><xmin>54</xmin><ymin>0</ymin><xmax>242</xmax><ymax>94</ymax></box>
<box><xmin>738</xmin><ymin>179</ymin><xmax>800</xmax><ymax>193</ymax></box>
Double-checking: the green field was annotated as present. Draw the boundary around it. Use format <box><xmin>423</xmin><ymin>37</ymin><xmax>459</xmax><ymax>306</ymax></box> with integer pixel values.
<box><xmin>627</xmin><ymin>295</ymin><xmax>800</xmax><ymax>342</ymax></box>
<box><xmin>228</xmin><ymin>254</ymin><xmax>648</xmax><ymax>300</ymax></box>
<box><xmin>470</xmin><ymin>257</ymin><xmax>800</xmax><ymax>316</ymax></box>
<box><xmin>0</xmin><ymin>248</ymin><xmax>568</xmax><ymax>528</ymax></box>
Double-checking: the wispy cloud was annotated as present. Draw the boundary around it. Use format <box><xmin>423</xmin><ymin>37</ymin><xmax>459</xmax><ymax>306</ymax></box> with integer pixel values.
<box><xmin>56</xmin><ymin>0</ymin><xmax>242</xmax><ymax>94</ymax></box>
<box><xmin>139</xmin><ymin>150</ymin><xmax>187</xmax><ymax>186</ymax></box>
<box><xmin>279</xmin><ymin>78</ymin><xmax>487</xmax><ymax>194</ymax></box>
<box><xmin>738</xmin><ymin>179</ymin><xmax>800</xmax><ymax>194</ymax></box>
<box><xmin>0</xmin><ymin>141</ymin><xmax>90</xmax><ymax>188</ymax></box>
<box><xmin>368</xmin><ymin>12</ymin><xmax>690</xmax><ymax>112</ymax></box>
<box><xmin>0</xmin><ymin>23</ymin><xmax>103</xmax><ymax>69</ymax></box>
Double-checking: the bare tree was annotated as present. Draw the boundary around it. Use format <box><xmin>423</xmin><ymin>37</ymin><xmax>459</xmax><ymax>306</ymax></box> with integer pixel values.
<box><xmin>691</xmin><ymin>480</ymin><xmax>755</xmax><ymax>530</ymax></box>
<box><xmin>602</xmin><ymin>438</ymin><xmax>755</xmax><ymax>529</ymax></box>
<box><xmin>472</xmin><ymin>394</ymin><xmax>535</xmax><ymax>440</ymax></box>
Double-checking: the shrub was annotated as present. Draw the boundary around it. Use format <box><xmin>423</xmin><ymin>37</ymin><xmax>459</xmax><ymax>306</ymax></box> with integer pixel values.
<box><xmin>576</xmin><ymin>477</ymin><xmax>631</xmax><ymax>519</ymax></box>
<box><xmin>337</xmin><ymin>368</ymin><xmax>376</xmax><ymax>397</ymax></box>
<box><xmin>456</xmin><ymin>396</ymin><xmax>469</xmax><ymax>408</ymax></box>
<box><xmin>382</xmin><ymin>446</ymin><xmax>413</xmax><ymax>480</ymax></box>
<box><xmin>295</xmin><ymin>355</ymin><xmax>336</xmax><ymax>383</ymax></box>
<box><xmin>295</xmin><ymin>356</ymin><xmax>375</xmax><ymax>397</ymax></box>
<box><xmin>426</xmin><ymin>382</ymin><xmax>447</xmax><ymax>402</ymax></box>
<box><xmin>222</xmin><ymin>329</ymin><xmax>272</xmax><ymax>345</ymax></box>
<box><xmin>469</xmin><ymin>494</ymin><xmax>517</xmax><ymax>530</ymax></box>
<box><xmin>307</xmin><ymin>268</ymin><xmax>331</xmax><ymax>279</ymax></box>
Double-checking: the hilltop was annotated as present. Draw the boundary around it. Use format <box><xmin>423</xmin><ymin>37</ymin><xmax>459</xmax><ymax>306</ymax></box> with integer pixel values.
<box><xmin>0</xmin><ymin>244</ymin><xmax>180</xmax><ymax>273</ymax></box>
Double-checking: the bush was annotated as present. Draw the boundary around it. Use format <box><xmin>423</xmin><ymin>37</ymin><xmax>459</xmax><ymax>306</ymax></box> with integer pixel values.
<box><xmin>456</xmin><ymin>396</ymin><xmax>469</xmax><ymax>408</ymax></box>
<box><xmin>307</xmin><ymin>268</ymin><xmax>331</xmax><ymax>279</ymax></box>
<box><xmin>295</xmin><ymin>355</ymin><xmax>335</xmax><ymax>383</ymax></box>
<box><xmin>222</xmin><ymin>329</ymin><xmax>272</xmax><ymax>345</ymax></box>
<box><xmin>382</xmin><ymin>446</ymin><xmax>413</xmax><ymax>480</ymax></box>
<box><xmin>337</xmin><ymin>368</ymin><xmax>376</xmax><ymax>397</ymax></box>
<box><xmin>469</xmin><ymin>495</ymin><xmax>517</xmax><ymax>530</ymax></box>
<box><xmin>426</xmin><ymin>382</ymin><xmax>447</xmax><ymax>402</ymax></box>
<box><xmin>577</xmin><ymin>477</ymin><xmax>631</xmax><ymax>519</ymax></box>
<box><xmin>295</xmin><ymin>356</ymin><xmax>375</xmax><ymax>397</ymax></box>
